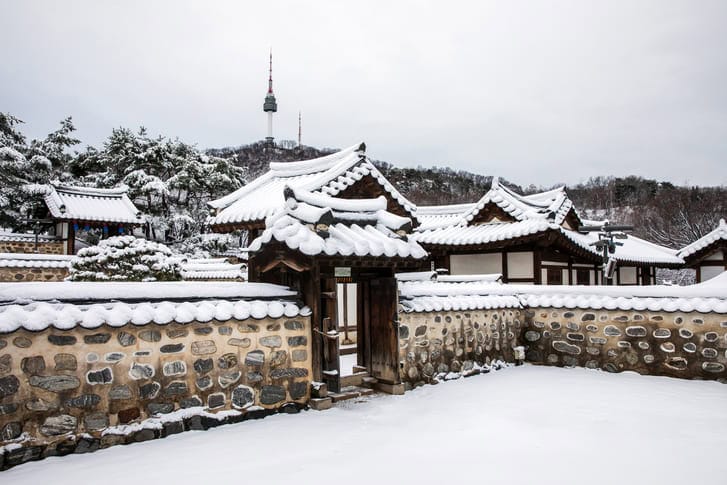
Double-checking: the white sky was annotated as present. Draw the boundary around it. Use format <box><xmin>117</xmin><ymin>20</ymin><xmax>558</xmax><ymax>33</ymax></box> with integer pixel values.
<box><xmin>2</xmin><ymin>0</ymin><xmax>726</xmax><ymax>187</ymax></box>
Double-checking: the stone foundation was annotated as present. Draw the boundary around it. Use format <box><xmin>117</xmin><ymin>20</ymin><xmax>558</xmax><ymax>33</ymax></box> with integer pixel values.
<box><xmin>0</xmin><ymin>267</ymin><xmax>68</xmax><ymax>282</ymax></box>
<box><xmin>398</xmin><ymin>309</ymin><xmax>522</xmax><ymax>386</ymax></box>
<box><xmin>0</xmin><ymin>316</ymin><xmax>312</xmax><ymax>468</ymax></box>
<box><xmin>522</xmin><ymin>308</ymin><xmax>727</xmax><ymax>380</ymax></box>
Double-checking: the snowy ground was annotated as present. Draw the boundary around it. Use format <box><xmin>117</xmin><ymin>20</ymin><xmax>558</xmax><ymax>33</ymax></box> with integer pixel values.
<box><xmin>6</xmin><ymin>366</ymin><xmax>727</xmax><ymax>484</ymax></box>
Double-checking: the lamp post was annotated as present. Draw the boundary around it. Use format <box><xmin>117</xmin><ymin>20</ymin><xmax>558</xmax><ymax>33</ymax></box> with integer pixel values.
<box><xmin>578</xmin><ymin>222</ymin><xmax>633</xmax><ymax>285</ymax></box>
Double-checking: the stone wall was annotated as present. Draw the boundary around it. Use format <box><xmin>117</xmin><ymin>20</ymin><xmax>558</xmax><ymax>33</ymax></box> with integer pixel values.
<box><xmin>522</xmin><ymin>308</ymin><xmax>727</xmax><ymax>380</ymax></box>
<box><xmin>0</xmin><ymin>267</ymin><xmax>68</xmax><ymax>282</ymax></box>
<box><xmin>398</xmin><ymin>309</ymin><xmax>522</xmax><ymax>386</ymax></box>
<box><xmin>0</xmin><ymin>316</ymin><xmax>311</xmax><ymax>467</ymax></box>
<box><xmin>0</xmin><ymin>240</ymin><xmax>65</xmax><ymax>255</ymax></box>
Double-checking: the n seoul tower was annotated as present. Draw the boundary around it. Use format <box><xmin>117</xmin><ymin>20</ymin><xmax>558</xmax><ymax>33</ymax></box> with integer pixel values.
<box><xmin>263</xmin><ymin>50</ymin><xmax>277</xmax><ymax>145</ymax></box>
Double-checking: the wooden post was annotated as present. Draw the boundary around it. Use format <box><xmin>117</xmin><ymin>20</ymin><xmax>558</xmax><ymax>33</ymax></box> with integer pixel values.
<box><xmin>501</xmin><ymin>251</ymin><xmax>508</xmax><ymax>283</ymax></box>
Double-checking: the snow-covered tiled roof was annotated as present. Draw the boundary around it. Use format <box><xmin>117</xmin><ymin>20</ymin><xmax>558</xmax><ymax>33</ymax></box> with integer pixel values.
<box><xmin>44</xmin><ymin>183</ymin><xmax>145</xmax><ymax>224</ymax></box>
<box><xmin>677</xmin><ymin>219</ymin><xmax>727</xmax><ymax>260</ymax></box>
<box><xmin>0</xmin><ymin>231</ymin><xmax>61</xmax><ymax>243</ymax></box>
<box><xmin>457</xmin><ymin>178</ymin><xmax>577</xmax><ymax>226</ymax></box>
<box><xmin>207</xmin><ymin>143</ymin><xmax>418</xmax><ymax>227</ymax></box>
<box><xmin>414</xmin><ymin>203</ymin><xmax>476</xmax><ymax>231</ymax></box>
<box><xmin>180</xmin><ymin>258</ymin><xmax>246</xmax><ymax>281</ymax></box>
<box><xmin>248</xmin><ymin>187</ymin><xmax>427</xmax><ymax>259</ymax></box>
<box><xmin>0</xmin><ymin>253</ymin><xmax>72</xmax><ymax>269</ymax></box>
<box><xmin>0</xmin><ymin>281</ymin><xmax>308</xmax><ymax>333</ymax></box>
<box><xmin>413</xmin><ymin>218</ymin><xmax>600</xmax><ymax>258</ymax></box>
<box><xmin>398</xmin><ymin>275</ymin><xmax>727</xmax><ymax>314</ymax></box>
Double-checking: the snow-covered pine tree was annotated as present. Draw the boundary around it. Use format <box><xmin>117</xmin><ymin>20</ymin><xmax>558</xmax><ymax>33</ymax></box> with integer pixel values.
<box><xmin>68</xmin><ymin>236</ymin><xmax>182</xmax><ymax>281</ymax></box>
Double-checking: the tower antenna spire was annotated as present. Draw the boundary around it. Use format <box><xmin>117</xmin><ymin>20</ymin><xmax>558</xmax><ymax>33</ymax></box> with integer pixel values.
<box><xmin>263</xmin><ymin>48</ymin><xmax>278</xmax><ymax>145</ymax></box>
<box><xmin>298</xmin><ymin>111</ymin><xmax>302</xmax><ymax>147</ymax></box>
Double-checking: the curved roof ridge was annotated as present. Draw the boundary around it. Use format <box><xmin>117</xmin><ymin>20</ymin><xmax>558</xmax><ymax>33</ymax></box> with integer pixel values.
<box><xmin>269</xmin><ymin>142</ymin><xmax>365</xmax><ymax>176</ymax></box>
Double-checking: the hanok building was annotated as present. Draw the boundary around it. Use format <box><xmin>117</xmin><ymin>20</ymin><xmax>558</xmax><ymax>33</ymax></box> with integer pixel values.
<box><xmin>678</xmin><ymin>219</ymin><xmax>727</xmax><ymax>283</ymax></box>
<box><xmin>43</xmin><ymin>183</ymin><xmax>146</xmax><ymax>254</ymax></box>
<box><xmin>413</xmin><ymin>178</ymin><xmax>683</xmax><ymax>285</ymax></box>
<box><xmin>208</xmin><ymin>144</ymin><xmax>426</xmax><ymax>392</ymax></box>
<box><xmin>207</xmin><ymin>143</ymin><xmax>685</xmax><ymax>393</ymax></box>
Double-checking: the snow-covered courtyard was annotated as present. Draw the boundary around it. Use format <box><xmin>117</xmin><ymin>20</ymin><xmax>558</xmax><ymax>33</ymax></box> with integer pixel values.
<box><xmin>5</xmin><ymin>366</ymin><xmax>726</xmax><ymax>485</ymax></box>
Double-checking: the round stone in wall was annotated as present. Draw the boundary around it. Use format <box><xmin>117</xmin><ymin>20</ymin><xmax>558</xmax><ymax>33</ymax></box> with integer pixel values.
<box><xmin>84</xmin><ymin>412</ymin><xmax>109</xmax><ymax>431</ymax></box>
<box><xmin>638</xmin><ymin>341</ymin><xmax>650</xmax><ymax>350</ymax></box>
<box><xmin>164</xmin><ymin>381</ymin><xmax>189</xmax><ymax>396</ymax></box>
<box><xmin>25</xmin><ymin>398</ymin><xmax>57</xmax><ymax>412</ymax></box>
<box><xmin>1</xmin><ymin>421</ymin><xmax>22</xmax><ymax>441</ymax></box>
<box><xmin>163</xmin><ymin>360</ymin><xmax>187</xmax><ymax>377</ymax></box>
<box><xmin>129</xmin><ymin>362</ymin><xmax>155</xmax><ymax>380</ymax></box>
<box><xmin>0</xmin><ymin>354</ymin><xmax>12</xmax><ymax>375</ymax></box>
<box><xmin>260</xmin><ymin>385</ymin><xmax>286</xmax><ymax>405</ymax></box>
<box><xmin>160</xmin><ymin>343</ymin><xmax>185</xmax><ymax>353</ymax></box>
<box><xmin>104</xmin><ymin>352</ymin><xmax>125</xmax><ymax>363</ymax></box>
<box><xmin>231</xmin><ymin>385</ymin><xmax>255</xmax><ymax>409</ymax></box>
<box><xmin>683</xmin><ymin>343</ymin><xmax>697</xmax><ymax>353</ymax></box>
<box><xmin>705</xmin><ymin>332</ymin><xmax>719</xmax><ymax>342</ymax></box>
<box><xmin>702</xmin><ymin>348</ymin><xmax>718</xmax><ymax>359</ymax></box>
<box><xmin>218</xmin><ymin>326</ymin><xmax>233</xmax><ymax>335</ymax></box>
<box><xmin>604</xmin><ymin>325</ymin><xmax>621</xmax><ymax>337</ymax></box>
<box><xmin>117</xmin><ymin>331</ymin><xmax>136</xmax><ymax>347</ymax></box>
<box><xmin>218</xmin><ymin>371</ymin><xmax>242</xmax><ymax>388</ymax></box>
<box><xmin>193</xmin><ymin>358</ymin><xmax>214</xmax><ymax>374</ymax></box>
<box><xmin>625</xmin><ymin>326</ymin><xmax>647</xmax><ymax>337</ymax></box>
<box><xmin>218</xmin><ymin>353</ymin><xmax>239</xmax><ymax>369</ymax></box>
<box><xmin>678</xmin><ymin>328</ymin><xmax>693</xmax><ymax>339</ymax></box>
<box><xmin>109</xmin><ymin>384</ymin><xmax>133</xmax><ymax>400</ymax></box>
<box><xmin>525</xmin><ymin>331</ymin><xmax>540</xmax><ymax>342</ymax></box>
<box><xmin>40</xmin><ymin>415</ymin><xmax>77</xmax><ymax>436</ymax></box>
<box><xmin>208</xmin><ymin>393</ymin><xmax>226</xmax><ymax>409</ymax></box>
<box><xmin>552</xmin><ymin>341</ymin><xmax>581</xmax><ymax>355</ymax></box>
<box><xmin>48</xmin><ymin>335</ymin><xmax>77</xmax><ymax>346</ymax></box>
<box><xmin>702</xmin><ymin>362</ymin><xmax>725</xmax><ymax>373</ymax></box>
<box><xmin>54</xmin><ymin>353</ymin><xmax>77</xmax><ymax>371</ymax></box>
<box><xmin>292</xmin><ymin>350</ymin><xmax>307</xmax><ymax>362</ymax></box>
<box><xmin>139</xmin><ymin>382</ymin><xmax>161</xmax><ymax>400</ymax></box>
<box><xmin>191</xmin><ymin>340</ymin><xmax>217</xmax><ymax>355</ymax></box>
<box><xmin>643</xmin><ymin>354</ymin><xmax>655</xmax><ymax>364</ymax></box>
<box><xmin>13</xmin><ymin>336</ymin><xmax>31</xmax><ymax>348</ymax></box>
<box><xmin>138</xmin><ymin>330</ymin><xmax>162</xmax><ymax>342</ymax></box>
<box><xmin>245</xmin><ymin>350</ymin><xmax>265</xmax><ymax>366</ymax></box>
<box><xmin>180</xmin><ymin>396</ymin><xmax>203</xmax><ymax>408</ymax></box>
<box><xmin>86</xmin><ymin>367</ymin><xmax>113</xmax><ymax>385</ymax></box>
<box><xmin>196</xmin><ymin>376</ymin><xmax>213</xmax><ymax>391</ymax></box>
<box><xmin>65</xmin><ymin>394</ymin><xmax>101</xmax><ymax>409</ymax></box>
<box><xmin>29</xmin><ymin>375</ymin><xmax>80</xmax><ymax>393</ymax></box>
<box><xmin>228</xmin><ymin>338</ymin><xmax>251</xmax><ymax>348</ymax></box>
<box><xmin>660</xmin><ymin>342</ymin><xmax>676</xmax><ymax>353</ymax></box>
<box><xmin>653</xmin><ymin>328</ymin><xmax>671</xmax><ymax>339</ymax></box>
<box><xmin>21</xmin><ymin>356</ymin><xmax>46</xmax><ymax>375</ymax></box>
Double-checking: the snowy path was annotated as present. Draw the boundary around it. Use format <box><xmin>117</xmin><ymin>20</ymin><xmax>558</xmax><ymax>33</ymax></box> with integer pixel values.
<box><xmin>6</xmin><ymin>366</ymin><xmax>727</xmax><ymax>485</ymax></box>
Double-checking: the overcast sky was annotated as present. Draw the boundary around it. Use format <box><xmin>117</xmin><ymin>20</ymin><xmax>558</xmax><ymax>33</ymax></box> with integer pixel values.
<box><xmin>2</xmin><ymin>0</ymin><xmax>726</xmax><ymax>187</ymax></box>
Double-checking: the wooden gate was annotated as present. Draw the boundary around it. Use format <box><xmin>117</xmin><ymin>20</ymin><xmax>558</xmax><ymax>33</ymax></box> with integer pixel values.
<box><xmin>368</xmin><ymin>277</ymin><xmax>400</xmax><ymax>384</ymax></box>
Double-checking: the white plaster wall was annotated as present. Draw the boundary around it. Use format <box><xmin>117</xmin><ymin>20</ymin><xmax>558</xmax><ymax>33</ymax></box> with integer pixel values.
<box><xmin>450</xmin><ymin>253</ymin><xmax>502</xmax><ymax>275</ymax></box>
<box><xmin>506</xmin><ymin>252</ymin><xmax>534</xmax><ymax>279</ymax></box>
<box><xmin>704</xmin><ymin>250</ymin><xmax>724</xmax><ymax>261</ymax></box>
<box><xmin>336</xmin><ymin>283</ymin><xmax>358</xmax><ymax>325</ymax></box>
<box><xmin>701</xmin><ymin>266</ymin><xmax>725</xmax><ymax>281</ymax></box>
<box><xmin>620</xmin><ymin>266</ymin><xmax>638</xmax><ymax>285</ymax></box>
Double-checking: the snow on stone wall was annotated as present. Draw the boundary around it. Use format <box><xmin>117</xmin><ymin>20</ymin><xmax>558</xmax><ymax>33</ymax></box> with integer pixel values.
<box><xmin>0</xmin><ymin>314</ymin><xmax>311</xmax><ymax>469</ymax></box>
<box><xmin>398</xmin><ymin>309</ymin><xmax>522</xmax><ymax>386</ymax></box>
<box><xmin>521</xmin><ymin>308</ymin><xmax>727</xmax><ymax>379</ymax></box>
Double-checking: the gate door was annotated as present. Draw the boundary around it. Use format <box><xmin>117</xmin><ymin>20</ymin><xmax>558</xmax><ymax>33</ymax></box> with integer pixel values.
<box><xmin>368</xmin><ymin>277</ymin><xmax>400</xmax><ymax>384</ymax></box>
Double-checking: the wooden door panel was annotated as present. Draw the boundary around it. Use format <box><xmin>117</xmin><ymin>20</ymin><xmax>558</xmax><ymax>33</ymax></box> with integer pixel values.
<box><xmin>369</xmin><ymin>277</ymin><xmax>399</xmax><ymax>384</ymax></box>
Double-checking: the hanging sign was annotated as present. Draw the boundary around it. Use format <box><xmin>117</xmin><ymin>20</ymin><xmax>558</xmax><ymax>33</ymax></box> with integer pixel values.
<box><xmin>334</xmin><ymin>267</ymin><xmax>351</xmax><ymax>278</ymax></box>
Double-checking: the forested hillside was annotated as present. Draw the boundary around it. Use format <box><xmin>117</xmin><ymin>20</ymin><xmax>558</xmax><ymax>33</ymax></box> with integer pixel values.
<box><xmin>1</xmin><ymin>112</ymin><xmax>724</xmax><ymax>255</ymax></box>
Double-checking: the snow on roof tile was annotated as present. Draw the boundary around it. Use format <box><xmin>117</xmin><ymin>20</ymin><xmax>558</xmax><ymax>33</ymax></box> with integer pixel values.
<box><xmin>180</xmin><ymin>258</ymin><xmax>246</xmax><ymax>281</ymax></box>
<box><xmin>0</xmin><ymin>281</ymin><xmax>307</xmax><ymax>333</ymax></box>
<box><xmin>0</xmin><ymin>253</ymin><xmax>72</xmax><ymax>269</ymax></box>
<box><xmin>207</xmin><ymin>143</ymin><xmax>418</xmax><ymax>227</ymax></box>
<box><xmin>457</xmin><ymin>178</ymin><xmax>576</xmax><ymax>226</ymax></box>
<box><xmin>248</xmin><ymin>187</ymin><xmax>427</xmax><ymax>259</ymax></box>
<box><xmin>414</xmin><ymin>203</ymin><xmax>477</xmax><ymax>231</ymax></box>
<box><xmin>677</xmin><ymin>219</ymin><xmax>727</xmax><ymax>260</ymax></box>
<box><xmin>44</xmin><ymin>183</ymin><xmax>145</xmax><ymax>224</ymax></box>
<box><xmin>398</xmin><ymin>277</ymin><xmax>727</xmax><ymax>314</ymax></box>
